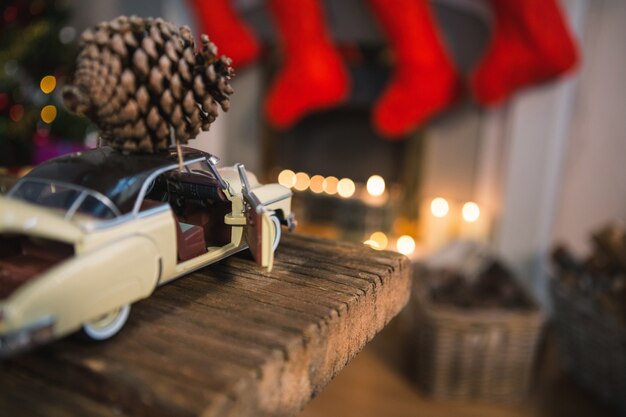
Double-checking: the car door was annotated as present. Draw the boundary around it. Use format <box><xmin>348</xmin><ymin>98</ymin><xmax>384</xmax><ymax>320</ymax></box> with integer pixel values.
<box><xmin>238</xmin><ymin>164</ymin><xmax>277</xmax><ymax>272</ymax></box>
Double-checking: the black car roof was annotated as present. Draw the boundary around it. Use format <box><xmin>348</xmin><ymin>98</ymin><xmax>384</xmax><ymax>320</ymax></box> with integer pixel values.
<box><xmin>24</xmin><ymin>146</ymin><xmax>212</xmax><ymax>213</ymax></box>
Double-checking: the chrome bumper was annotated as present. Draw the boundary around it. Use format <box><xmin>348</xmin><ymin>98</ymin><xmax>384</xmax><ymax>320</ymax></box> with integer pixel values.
<box><xmin>285</xmin><ymin>213</ymin><xmax>297</xmax><ymax>232</ymax></box>
<box><xmin>0</xmin><ymin>316</ymin><xmax>55</xmax><ymax>359</ymax></box>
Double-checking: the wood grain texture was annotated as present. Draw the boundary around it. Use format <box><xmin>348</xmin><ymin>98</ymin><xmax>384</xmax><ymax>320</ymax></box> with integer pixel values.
<box><xmin>0</xmin><ymin>234</ymin><xmax>411</xmax><ymax>417</ymax></box>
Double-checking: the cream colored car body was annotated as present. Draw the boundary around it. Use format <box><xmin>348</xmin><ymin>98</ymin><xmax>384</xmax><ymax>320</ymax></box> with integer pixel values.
<box><xmin>0</xmin><ymin>149</ymin><xmax>293</xmax><ymax>356</ymax></box>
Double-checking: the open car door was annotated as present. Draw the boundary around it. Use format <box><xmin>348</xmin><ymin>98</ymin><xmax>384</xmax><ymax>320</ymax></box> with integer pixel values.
<box><xmin>238</xmin><ymin>164</ymin><xmax>276</xmax><ymax>272</ymax></box>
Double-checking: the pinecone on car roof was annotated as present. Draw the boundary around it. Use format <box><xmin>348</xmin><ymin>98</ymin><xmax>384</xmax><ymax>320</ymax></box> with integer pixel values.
<box><xmin>63</xmin><ymin>15</ymin><xmax>234</xmax><ymax>154</ymax></box>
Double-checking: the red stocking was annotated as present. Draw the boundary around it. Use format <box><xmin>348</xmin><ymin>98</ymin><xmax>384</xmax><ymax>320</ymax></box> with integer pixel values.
<box><xmin>471</xmin><ymin>0</ymin><xmax>579</xmax><ymax>105</ymax></box>
<box><xmin>368</xmin><ymin>0</ymin><xmax>460</xmax><ymax>139</ymax></box>
<box><xmin>188</xmin><ymin>0</ymin><xmax>260</xmax><ymax>69</ymax></box>
<box><xmin>264</xmin><ymin>0</ymin><xmax>350</xmax><ymax>129</ymax></box>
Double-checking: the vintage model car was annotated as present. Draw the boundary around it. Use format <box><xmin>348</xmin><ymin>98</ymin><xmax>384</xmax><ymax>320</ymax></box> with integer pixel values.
<box><xmin>0</xmin><ymin>147</ymin><xmax>295</xmax><ymax>357</ymax></box>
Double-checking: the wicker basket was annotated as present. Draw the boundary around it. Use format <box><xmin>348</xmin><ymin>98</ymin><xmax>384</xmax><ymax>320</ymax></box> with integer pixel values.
<box><xmin>410</xmin><ymin>270</ymin><xmax>544</xmax><ymax>403</ymax></box>
<box><xmin>550</xmin><ymin>279</ymin><xmax>626</xmax><ymax>415</ymax></box>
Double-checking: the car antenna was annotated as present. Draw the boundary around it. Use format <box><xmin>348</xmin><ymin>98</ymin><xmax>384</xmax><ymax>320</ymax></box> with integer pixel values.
<box><xmin>176</xmin><ymin>141</ymin><xmax>183</xmax><ymax>172</ymax></box>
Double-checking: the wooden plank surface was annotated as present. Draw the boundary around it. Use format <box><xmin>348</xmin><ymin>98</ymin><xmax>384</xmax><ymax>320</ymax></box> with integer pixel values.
<box><xmin>0</xmin><ymin>234</ymin><xmax>411</xmax><ymax>417</ymax></box>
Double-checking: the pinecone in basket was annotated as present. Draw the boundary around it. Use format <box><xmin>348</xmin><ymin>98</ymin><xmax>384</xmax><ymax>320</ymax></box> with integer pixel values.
<box><xmin>63</xmin><ymin>15</ymin><xmax>234</xmax><ymax>153</ymax></box>
<box><xmin>552</xmin><ymin>223</ymin><xmax>626</xmax><ymax>326</ymax></box>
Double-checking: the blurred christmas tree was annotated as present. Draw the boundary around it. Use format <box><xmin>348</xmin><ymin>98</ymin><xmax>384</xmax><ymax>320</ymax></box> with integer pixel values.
<box><xmin>0</xmin><ymin>0</ymin><xmax>90</xmax><ymax>167</ymax></box>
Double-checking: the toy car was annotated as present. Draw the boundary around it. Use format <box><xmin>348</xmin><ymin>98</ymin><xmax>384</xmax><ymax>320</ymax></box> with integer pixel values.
<box><xmin>0</xmin><ymin>146</ymin><xmax>295</xmax><ymax>357</ymax></box>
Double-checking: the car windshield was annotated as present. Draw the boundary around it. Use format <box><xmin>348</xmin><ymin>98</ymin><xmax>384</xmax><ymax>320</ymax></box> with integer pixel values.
<box><xmin>186</xmin><ymin>159</ymin><xmax>214</xmax><ymax>174</ymax></box>
<box><xmin>185</xmin><ymin>157</ymin><xmax>227</xmax><ymax>189</ymax></box>
<box><xmin>9</xmin><ymin>179</ymin><xmax>121</xmax><ymax>221</ymax></box>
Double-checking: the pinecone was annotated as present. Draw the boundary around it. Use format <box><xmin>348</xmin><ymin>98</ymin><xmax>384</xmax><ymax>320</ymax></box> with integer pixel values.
<box><xmin>63</xmin><ymin>15</ymin><xmax>234</xmax><ymax>153</ymax></box>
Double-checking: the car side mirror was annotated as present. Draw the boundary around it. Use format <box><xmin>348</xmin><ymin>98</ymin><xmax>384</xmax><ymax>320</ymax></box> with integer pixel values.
<box><xmin>236</xmin><ymin>164</ymin><xmax>264</xmax><ymax>214</ymax></box>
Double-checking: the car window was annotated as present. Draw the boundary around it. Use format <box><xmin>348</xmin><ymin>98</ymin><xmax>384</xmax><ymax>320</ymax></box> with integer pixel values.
<box><xmin>11</xmin><ymin>181</ymin><xmax>81</xmax><ymax>212</ymax></box>
<box><xmin>10</xmin><ymin>180</ymin><xmax>120</xmax><ymax>220</ymax></box>
<box><xmin>76</xmin><ymin>195</ymin><xmax>117</xmax><ymax>220</ymax></box>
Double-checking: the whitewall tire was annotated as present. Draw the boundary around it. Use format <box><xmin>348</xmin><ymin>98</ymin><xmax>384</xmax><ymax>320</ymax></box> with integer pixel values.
<box><xmin>82</xmin><ymin>304</ymin><xmax>131</xmax><ymax>341</ymax></box>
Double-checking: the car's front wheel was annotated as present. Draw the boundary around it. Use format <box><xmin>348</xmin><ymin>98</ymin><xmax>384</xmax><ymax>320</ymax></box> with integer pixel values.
<box><xmin>82</xmin><ymin>304</ymin><xmax>131</xmax><ymax>341</ymax></box>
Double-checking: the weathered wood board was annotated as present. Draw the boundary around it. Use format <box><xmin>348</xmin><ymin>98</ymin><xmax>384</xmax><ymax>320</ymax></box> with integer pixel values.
<box><xmin>0</xmin><ymin>234</ymin><xmax>411</xmax><ymax>417</ymax></box>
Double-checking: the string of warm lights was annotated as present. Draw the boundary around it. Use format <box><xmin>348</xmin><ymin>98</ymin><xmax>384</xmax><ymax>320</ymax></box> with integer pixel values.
<box><xmin>364</xmin><ymin>231</ymin><xmax>416</xmax><ymax>256</ymax></box>
<box><xmin>429</xmin><ymin>197</ymin><xmax>482</xmax><ymax>224</ymax></box>
<box><xmin>278</xmin><ymin>169</ymin><xmax>387</xmax><ymax>200</ymax></box>
<box><xmin>363</xmin><ymin>197</ymin><xmax>486</xmax><ymax>256</ymax></box>
<box><xmin>39</xmin><ymin>75</ymin><xmax>58</xmax><ymax>124</ymax></box>
<box><xmin>277</xmin><ymin>170</ymin><xmax>417</xmax><ymax>254</ymax></box>
<box><xmin>278</xmin><ymin>169</ymin><xmax>487</xmax><ymax>257</ymax></box>
<box><xmin>422</xmin><ymin>196</ymin><xmax>488</xmax><ymax>252</ymax></box>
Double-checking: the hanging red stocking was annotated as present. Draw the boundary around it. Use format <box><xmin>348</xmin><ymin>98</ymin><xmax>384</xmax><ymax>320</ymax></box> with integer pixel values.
<box><xmin>264</xmin><ymin>0</ymin><xmax>350</xmax><ymax>129</ymax></box>
<box><xmin>188</xmin><ymin>0</ymin><xmax>260</xmax><ymax>69</ymax></box>
<box><xmin>368</xmin><ymin>0</ymin><xmax>460</xmax><ymax>139</ymax></box>
<box><xmin>471</xmin><ymin>0</ymin><xmax>579</xmax><ymax>105</ymax></box>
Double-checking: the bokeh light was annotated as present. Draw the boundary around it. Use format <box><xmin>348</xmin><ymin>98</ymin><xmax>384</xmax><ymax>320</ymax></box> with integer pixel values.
<box><xmin>40</xmin><ymin>105</ymin><xmax>57</xmax><ymax>124</ymax></box>
<box><xmin>40</xmin><ymin>75</ymin><xmax>56</xmax><ymax>94</ymax></box>
<box><xmin>278</xmin><ymin>169</ymin><xmax>296</xmax><ymax>188</ymax></box>
<box><xmin>366</xmin><ymin>175</ymin><xmax>386</xmax><ymax>197</ymax></box>
<box><xmin>3</xmin><ymin>6</ymin><xmax>18</xmax><ymax>23</ymax></box>
<box><xmin>396</xmin><ymin>235</ymin><xmax>416</xmax><ymax>256</ymax></box>
<box><xmin>363</xmin><ymin>240</ymin><xmax>380</xmax><ymax>249</ymax></box>
<box><xmin>4</xmin><ymin>60</ymin><xmax>18</xmax><ymax>76</ymax></box>
<box><xmin>59</xmin><ymin>26</ymin><xmax>76</xmax><ymax>44</ymax></box>
<box><xmin>369</xmin><ymin>231</ymin><xmax>388</xmax><ymax>250</ymax></box>
<box><xmin>323</xmin><ymin>176</ymin><xmax>338</xmax><ymax>195</ymax></box>
<box><xmin>9</xmin><ymin>104</ymin><xmax>24</xmax><ymax>122</ymax></box>
<box><xmin>430</xmin><ymin>197</ymin><xmax>449</xmax><ymax>218</ymax></box>
<box><xmin>462</xmin><ymin>202</ymin><xmax>480</xmax><ymax>223</ymax></box>
<box><xmin>294</xmin><ymin>172</ymin><xmax>310</xmax><ymax>191</ymax></box>
<box><xmin>0</xmin><ymin>93</ymin><xmax>9</xmax><ymax>111</ymax></box>
<box><xmin>337</xmin><ymin>178</ymin><xmax>356</xmax><ymax>198</ymax></box>
<box><xmin>309</xmin><ymin>175</ymin><xmax>324</xmax><ymax>194</ymax></box>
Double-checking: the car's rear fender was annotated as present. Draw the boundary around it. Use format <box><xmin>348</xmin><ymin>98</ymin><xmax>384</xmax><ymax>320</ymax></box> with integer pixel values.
<box><xmin>4</xmin><ymin>235</ymin><xmax>160</xmax><ymax>337</ymax></box>
<box><xmin>0</xmin><ymin>196</ymin><xmax>83</xmax><ymax>243</ymax></box>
